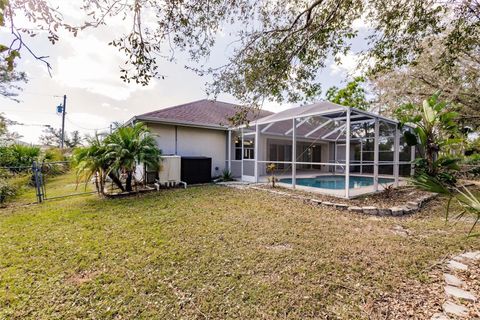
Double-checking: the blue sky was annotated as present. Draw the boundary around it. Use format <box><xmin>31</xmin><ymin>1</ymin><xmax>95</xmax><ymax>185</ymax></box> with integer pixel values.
<box><xmin>0</xmin><ymin>5</ymin><xmax>370</xmax><ymax>144</ymax></box>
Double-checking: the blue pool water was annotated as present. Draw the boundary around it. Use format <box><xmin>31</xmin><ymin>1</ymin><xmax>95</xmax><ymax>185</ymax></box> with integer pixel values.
<box><xmin>279</xmin><ymin>175</ymin><xmax>394</xmax><ymax>189</ymax></box>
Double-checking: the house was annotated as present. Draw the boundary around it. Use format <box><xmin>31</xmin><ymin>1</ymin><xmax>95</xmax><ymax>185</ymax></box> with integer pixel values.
<box><xmin>130</xmin><ymin>99</ymin><xmax>415</xmax><ymax>198</ymax></box>
<box><xmin>128</xmin><ymin>99</ymin><xmax>272</xmax><ymax>178</ymax></box>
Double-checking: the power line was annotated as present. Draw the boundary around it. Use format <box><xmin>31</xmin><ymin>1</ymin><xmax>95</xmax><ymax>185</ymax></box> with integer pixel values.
<box><xmin>65</xmin><ymin>117</ymin><xmax>109</xmax><ymax>131</ymax></box>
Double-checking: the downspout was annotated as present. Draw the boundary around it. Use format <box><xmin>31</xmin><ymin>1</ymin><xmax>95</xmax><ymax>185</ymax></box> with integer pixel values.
<box><xmin>175</xmin><ymin>125</ymin><xmax>178</xmax><ymax>155</ymax></box>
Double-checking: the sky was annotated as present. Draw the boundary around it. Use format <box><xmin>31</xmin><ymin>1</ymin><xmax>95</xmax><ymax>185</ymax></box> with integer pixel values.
<box><xmin>0</xmin><ymin>3</ymin><xmax>369</xmax><ymax>144</ymax></box>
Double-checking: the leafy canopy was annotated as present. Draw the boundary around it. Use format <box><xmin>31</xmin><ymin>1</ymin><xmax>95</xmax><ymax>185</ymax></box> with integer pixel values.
<box><xmin>325</xmin><ymin>76</ymin><xmax>369</xmax><ymax>110</ymax></box>
<box><xmin>370</xmin><ymin>39</ymin><xmax>480</xmax><ymax>127</ymax></box>
<box><xmin>1</xmin><ymin>0</ymin><xmax>478</xmax><ymax>105</ymax></box>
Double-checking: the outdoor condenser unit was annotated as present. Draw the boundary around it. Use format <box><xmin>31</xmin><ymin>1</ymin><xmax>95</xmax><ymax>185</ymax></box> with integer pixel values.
<box><xmin>158</xmin><ymin>155</ymin><xmax>181</xmax><ymax>185</ymax></box>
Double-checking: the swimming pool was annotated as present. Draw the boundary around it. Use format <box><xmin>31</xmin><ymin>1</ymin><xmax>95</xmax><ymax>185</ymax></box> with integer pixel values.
<box><xmin>279</xmin><ymin>175</ymin><xmax>394</xmax><ymax>190</ymax></box>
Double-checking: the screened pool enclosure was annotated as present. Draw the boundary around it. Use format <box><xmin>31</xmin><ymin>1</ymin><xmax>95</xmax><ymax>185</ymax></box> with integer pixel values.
<box><xmin>226</xmin><ymin>101</ymin><xmax>416</xmax><ymax>198</ymax></box>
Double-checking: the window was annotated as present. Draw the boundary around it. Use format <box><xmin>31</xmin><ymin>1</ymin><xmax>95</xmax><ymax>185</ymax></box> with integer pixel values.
<box><xmin>235</xmin><ymin>138</ymin><xmax>255</xmax><ymax>160</ymax></box>
<box><xmin>235</xmin><ymin>139</ymin><xmax>242</xmax><ymax>160</ymax></box>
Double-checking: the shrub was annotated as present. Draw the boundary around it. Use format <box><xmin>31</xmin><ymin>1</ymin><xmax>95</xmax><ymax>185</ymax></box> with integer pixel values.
<box><xmin>0</xmin><ymin>146</ymin><xmax>15</xmax><ymax>167</ymax></box>
<box><xmin>221</xmin><ymin>169</ymin><xmax>233</xmax><ymax>181</ymax></box>
<box><xmin>11</xmin><ymin>145</ymin><xmax>40</xmax><ymax>167</ymax></box>
<box><xmin>413</xmin><ymin>156</ymin><xmax>460</xmax><ymax>185</ymax></box>
<box><xmin>44</xmin><ymin>147</ymin><xmax>66</xmax><ymax>162</ymax></box>
<box><xmin>266</xmin><ymin>163</ymin><xmax>277</xmax><ymax>188</ymax></box>
<box><xmin>0</xmin><ymin>144</ymin><xmax>40</xmax><ymax>169</ymax></box>
<box><xmin>0</xmin><ymin>180</ymin><xmax>17</xmax><ymax>205</ymax></box>
<box><xmin>462</xmin><ymin>153</ymin><xmax>480</xmax><ymax>178</ymax></box>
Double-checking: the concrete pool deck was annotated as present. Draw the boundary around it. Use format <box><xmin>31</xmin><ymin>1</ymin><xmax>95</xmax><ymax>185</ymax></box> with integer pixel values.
<box><xmin>258</xmin><ymin>172</ymin><xmax>408</xmax><ymax>198</ymax></box>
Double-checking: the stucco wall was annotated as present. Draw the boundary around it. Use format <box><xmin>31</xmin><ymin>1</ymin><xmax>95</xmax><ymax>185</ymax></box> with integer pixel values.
<box><xmin>148</xmin><ymin>123</ymin><xmax>176</xmax><ymax>155</ymax></box>
<box><xmin>176</xmin><ymin>126</ymin><xmax>227</xmax><ymax>177</ymax></box>
<box><xmin>146</xmin><ymin>122</ymin><xmax>228</xmax><ymax>177</ymax></box>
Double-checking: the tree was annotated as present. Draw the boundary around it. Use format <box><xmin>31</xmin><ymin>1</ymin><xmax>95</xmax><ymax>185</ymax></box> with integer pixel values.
<box><xmin>395</xmin><ymin>93</ymin><xmax>462</xmax><ymax>179</ymax></box>
<box><xmin>39</xmin><ymin>127</ymin><xmax>60</xmax><ymax>146</ymax></box>
<box><xmin>0</xmin><ymin>113</ymin><xmax>6</xmax><ymax>137</ymax></box>
<box><xmin>0</xmin><ymin>59</ymin><xmax>27</xmax><ymax>102</ymax></box>
<box><xmin>1</xmin><ymin>0</ymin><xmax>478</xmax><ymax>107</ymax></box>
<box><xmin>0</xmin><ymin>113</ymin><xmax>23</xmax><ymax>145</ymax></box>
<box><xmin>325</xmin><ymin>76</ymin><xmax>369</xmax><ymax>110</ymax></box>
<box><xmin>104</xmin><ymin>123</ymin><xmax>160</xmax><ymax>192</ymax></box>
<box><xmin>73</xmin><ymin>135</ymin><xmax>125</xmax><ymax>194</ymax></box>
<box><xmin>39</xmin><ymin>127</ymin><xmax>83</xmax><ymax>148</ymax></box>
<box><xmin>67</xmin><ymin>131</ymin><xmax>83</xmax><ymax>148</ymax></box>
<box><xmin>370</xmin><ymin>40</ymin><xmax>480</xmax><ymax>127</ymax></box>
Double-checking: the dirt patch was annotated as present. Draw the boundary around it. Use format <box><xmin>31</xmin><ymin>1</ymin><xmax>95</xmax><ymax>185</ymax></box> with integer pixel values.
<box><xmin>256</xmin><ymin>184</ymin><xmax>433</xmax><ymax>209</ymax></box>
<box><xmin>265</xmin><ymin>243</ymin><xmax>293</xmax><ymax>251</ymax></box>
<box><xmin>391</xmin><ymin>225</ymin><xmax>412</xmax><ymax>237</ymax></box>
<box><xmin>65</xmin><ymin>270</ymin><xmax>100</xmax><ymax>285</ymax></box>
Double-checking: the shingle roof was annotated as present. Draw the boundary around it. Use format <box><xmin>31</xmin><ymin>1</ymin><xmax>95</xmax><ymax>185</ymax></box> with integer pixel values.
<box><xmin>135</xmin><ymin>99</ymin><xmax>273</xmax><ymax>129</ymax></box>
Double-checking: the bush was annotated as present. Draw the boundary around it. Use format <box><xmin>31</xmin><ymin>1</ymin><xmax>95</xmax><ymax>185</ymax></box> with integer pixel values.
<box><xmin>465</xmin><ymin>153</ymin><xmax>480</xmax><ymax>165</ymax></box>
<box><xmin>221</xmin><ymin>169</ymin><xmax>233</xmax><ymax>181</ymax></box>
<box><xmin>462</xmin><ymin>153</ymin><xmax>480</xmax><ymax>178</ymax></box>
<box><xmin>44</xmin><ymin>147</ymin><xmax>66</xmax><ymax>162</ymax></box>
<box><xmin>0</xmin><ymin>180</ymin><xmax>17</xmax><ymax>205</ymax></box>
<box><xmin>413</xmin><ymin>156</ymin><xmax>459</xmax><ymax>185</ymax></box>
<box><xmin>0</xmin><ymin>146</ymin><xmax>15</xmax><ymax>167</ymax></box>
<box><xmin>0</xmin><ymin>144</ymin><xmax>40</xmax><ymax>168</ymax></box>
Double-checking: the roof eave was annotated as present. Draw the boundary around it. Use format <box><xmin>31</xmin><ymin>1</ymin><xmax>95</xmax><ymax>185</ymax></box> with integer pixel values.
<box><xmin>135</xmin><ymin>116</ymin><xmax>229</xmax><ymax>131</ymax></box>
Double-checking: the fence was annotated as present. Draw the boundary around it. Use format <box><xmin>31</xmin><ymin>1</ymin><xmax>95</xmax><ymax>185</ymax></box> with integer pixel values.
<box><xmin>33</xmin><ymin>161</ymin><xmax>97</xmax><ymax>203</ymax></box>
<box><xmin>1</xmin><ymin>161</ymin><xmax>97</xmax><ymax>205</ymax></box>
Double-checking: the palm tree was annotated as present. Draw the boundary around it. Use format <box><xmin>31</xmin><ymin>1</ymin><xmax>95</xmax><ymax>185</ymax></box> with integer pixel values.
<box><xmin>73</xmin><ymin>135</ymin><xmax>125</xmax><ymax>194</ymax></box>
<box><xmin>105</xmin><ymin>122</ymin><xmax>160</xmax><ymax>192</ymax></box>
<box><xmin>413</xmin><ymin>174</ymin><xmax>480</xmax><ymax>237</ymax></box>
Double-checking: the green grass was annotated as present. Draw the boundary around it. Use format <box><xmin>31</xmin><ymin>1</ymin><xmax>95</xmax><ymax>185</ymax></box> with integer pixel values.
<box><xmin>1</xmin><ymin>174</ymin><xmax>479</xmax><ymax>319</ymax></box>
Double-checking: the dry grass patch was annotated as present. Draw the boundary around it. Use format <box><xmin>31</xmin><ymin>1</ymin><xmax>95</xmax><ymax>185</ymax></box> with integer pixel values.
<box><xmin>0</xmin><ymin>178</ymin><xmax>479</xmax><ymax>319</ymax></box>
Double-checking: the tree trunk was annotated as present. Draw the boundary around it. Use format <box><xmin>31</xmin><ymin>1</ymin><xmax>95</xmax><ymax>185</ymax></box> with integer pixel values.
<box><xmin>125</xmin><ymin>171</ymin><xmax>133</xmax><ymax>192</ymax></box>
<box><xmin>94</xmin><ymin>172</ymin><xmax>100</xmax><ymax>194</ymax></box>
<box><xmin>108</xmin><ymin>172</ymin><xmax>125</xmax><ymax>192</ymax></box>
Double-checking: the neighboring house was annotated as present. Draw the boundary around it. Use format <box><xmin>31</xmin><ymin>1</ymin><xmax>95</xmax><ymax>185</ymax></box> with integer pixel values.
<box><xmin>127</xmin><ymin>99</ymin><xmax>271</xmax><ymax>177</ymax></box>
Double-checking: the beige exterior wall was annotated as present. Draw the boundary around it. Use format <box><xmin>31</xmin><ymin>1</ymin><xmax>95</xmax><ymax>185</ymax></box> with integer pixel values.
<box><xmin>148</xmin><ymin>123</ymin><xmax>176</xmax><ymax>155</ymax></box>
<box><xmin>146</xmin><ymin>122</ymin><xmax>228</xmax><ymax>177</ymax></box>
<box><xmin>176</xmin><ymin>126</ymin><xmax>227</xmax><ymax>177</ymax></box>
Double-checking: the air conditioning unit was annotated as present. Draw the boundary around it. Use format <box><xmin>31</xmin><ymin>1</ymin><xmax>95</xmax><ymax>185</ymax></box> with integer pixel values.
<box><xmin>158</xmin><ymin>155</ymin><xmax>181</xmax><ymax>186</ymax></box>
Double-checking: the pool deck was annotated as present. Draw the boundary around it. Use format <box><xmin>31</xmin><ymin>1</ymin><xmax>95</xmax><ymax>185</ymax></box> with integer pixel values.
<box><xmin>258</xmin><ymin>172</ymin><xmax>407</xmax><ymax>198</ymax></box>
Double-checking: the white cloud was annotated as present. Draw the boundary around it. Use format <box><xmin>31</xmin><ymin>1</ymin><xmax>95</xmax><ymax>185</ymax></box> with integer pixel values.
<box><xmin>54</xmin><ymin>33</ymin><xmax>156</xmax><ymax>100</ymax></box>
<box><xmin>329</xmin><ymin>52</ymin><xmax>363</xmax><ymax>77</ymax></box>
<box><xmin>351</xmin><ymin>13</ymin><xmax>372</xmax><ymax>31</ymax></box>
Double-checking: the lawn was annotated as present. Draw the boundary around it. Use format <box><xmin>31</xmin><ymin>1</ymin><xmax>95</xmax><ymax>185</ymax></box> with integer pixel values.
<box><xmin>1</xmin><ymin>174</ymin><xmax>479</xmax><ymax>319</ymax></box>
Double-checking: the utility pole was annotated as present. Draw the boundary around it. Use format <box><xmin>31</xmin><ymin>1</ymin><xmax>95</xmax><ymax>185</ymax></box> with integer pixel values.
<box><xmin>60</xmin><ymin>94</ymin><xmax>67</xmax><ymax>148</ymax></box>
